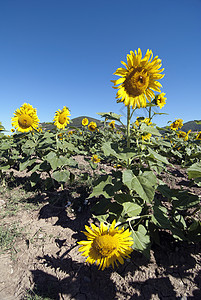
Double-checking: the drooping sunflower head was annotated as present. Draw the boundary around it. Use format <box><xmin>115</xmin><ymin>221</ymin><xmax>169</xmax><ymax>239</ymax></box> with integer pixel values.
<box><xmin>177</xmin><ymin>131</ymin><xmax>186</xmax><ymax>139</ymax></box>
<box><xmin>141</xmin><ymin>117</ymin><xmax>152</xmax><ymax>126</ymax></box>
<box><xmin>82</xmin><ymin>118</ymin><xmax>89</xmax><ymax>126</ymax></box>
<box><xmin>78</xmin><ymin>220</ymin><xmax>134</xmax><ymax>270</ymax></box>
<box><xmin>156</xmin><ymin>93</ymin><xmax>167</xmax><ymax>109</ymax></box>
<box><xmin>91</xmin><ymin>154</ymin><xmax>101</xmax><ymax>163</ymax></box>
<box><xmin>195</xmin><ymin>131</ymin><xmax>201</xmax><ymax>140</ymax></box>
<box><xmin>88</xmin><ymin>121</ymin><xmax>97</xmax><ymax>132</ymax></box>
<box><xmin>11</xmin><ymin>103</ymin><xmax>40</xmax><ymax>133</ymax></box>
<box><xmin>53</xmin><ymin>106</ymin><xmax>71</xmax><ymax>129</ymax></box>
<box><xmin>112</xmin><ymin>48</ymin><xmax>165</xmax><ymax>109</ymax></box>
<box><xmin>109</xmin><ymin>120</ymin><xmax>115</xmax><ymax>129</ymax></box>
<box><xmin>142</xmin><ymin>133</ymin><xmax>152</xmax><ymax>141</ymax></box>
<box><xmin>170</xmin><ymin>119</ymin><xmax>183</xmax><ymax>131</ymax></box>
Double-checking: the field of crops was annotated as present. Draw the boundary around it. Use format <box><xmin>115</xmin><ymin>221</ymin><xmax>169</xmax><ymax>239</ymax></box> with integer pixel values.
<box><xmin>0</xmin><ymin>49</ymin><xmax>201</xmax><ymax>299</ymax></box>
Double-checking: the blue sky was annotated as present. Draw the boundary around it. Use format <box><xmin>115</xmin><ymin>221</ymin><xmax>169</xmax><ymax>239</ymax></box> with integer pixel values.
<box><xmin>0</xmin><ymin>0</ymin><xmax>201</xmax><ymax>131</ymax></box>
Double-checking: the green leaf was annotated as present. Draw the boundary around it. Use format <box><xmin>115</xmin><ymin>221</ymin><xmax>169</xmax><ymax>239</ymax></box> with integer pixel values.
<box><xmin>88</xmin><ymin>174</ymin><xmax>113</xmax><ymax>199</ymax></box>
<box><xmin>152</xmin><ymin>198</ymin><xmax>172</xmax><ymax>229</ymax></box>
<box><xmin>186</xmin><ymin>220</ymin><xmax>201</xmax><ymax>242</ymax></box>
<box><xmin>172</xmin><ymin>190</ymin><xmax>200</xmax><ymax>210</ymax></box>
<box><xmin>187</xmin><ymin>162</ymin><xmax>201</xmax><ymax>179</ymax></box>
<box><xmin>52</xmin><ymin>170</ymin><xmax>70</xmax><ymax>183</ymax></box>
<box><xmin>97</xmin><ymin>112</ymin><xmax>122</xmax><ymax>121</ymax></box>
<box><xmin>114</xmin><ymin>193</ymin><xmax>133</xmax><ymax>204</ymax></box>
<box><xmin>91</xmin><ymin>199</ymin><xmax>111</xmax><ymax>214</ymax></box>
<box><xmin>131</xmin><ymin>224</ymin><xmax>150</xmax><ymax>259</ymax></box>
<box><xmin>30</xmin><ymin>172</ymin><xmax>40</xmax><ymax>187</ymax></box>
<box><xmin>147</xmin><ymin>147</ymin><xmax>170</xmax><ymax>165</ymax></box>
<box><xmin>140</xmin><ymin>123</ymin><xmax>161</xmax><ymax>136</ymax></box>
<box><xmin>19</xmin><ymin>158</ymin><xmax>37</xmax><ymax>171</ymax></box>
<box><xmin>101</xmin><ymin>142</ymin><xmax>138</xmax><ymax>160</ymax></box>
<box><xmin>46</xmin><ymin>152</ymin><xmax>69</xmax><ymax>170</ymax></box>
<box><xmin>122</xmin><ymin>170</ymin><xmax>157</xmax><ymax>203</ymax></box>
<box><xmin>122</xmin><ymin>202</ymin><xmax>142</xmax><ymax>217</ymax></box>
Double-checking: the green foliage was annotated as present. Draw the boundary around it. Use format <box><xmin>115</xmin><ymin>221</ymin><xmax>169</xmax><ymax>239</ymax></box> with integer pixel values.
<box><xmin>0</xmin><ymin>109</ymin><xmax>201</xmax><ymax>261</ymax></box>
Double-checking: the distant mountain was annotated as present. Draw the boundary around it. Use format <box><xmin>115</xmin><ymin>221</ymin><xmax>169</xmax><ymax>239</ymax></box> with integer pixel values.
<box><xmin>40</xmin><ymin>116</ymin><xmax>103</xmax><ymax>131</ymax></box>
<box><xmin>40</xmin><ymin>118</ymin><xmax>201</xmax><ymax>133</ymax></box>
<box><xmin>181</xmin><ymin>120</ymin><xmax>201</xmax><ymax>132</ymax></box>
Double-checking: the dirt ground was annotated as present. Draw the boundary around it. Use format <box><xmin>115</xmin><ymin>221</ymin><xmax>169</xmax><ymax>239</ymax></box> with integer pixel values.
<box><xmin>0</xmin><ymin>162</ymin><xmax>201</xmax><ymax>300</ymax></box>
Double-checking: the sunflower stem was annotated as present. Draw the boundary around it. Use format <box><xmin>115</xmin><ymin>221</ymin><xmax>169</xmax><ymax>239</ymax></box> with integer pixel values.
<box><xmin>126</xmin><ymin>105</ymin><xmax>131</xmax><ymax>167</ymax></box>
<box><xmin>116</xmin><ymin>214</ymin><xmax>151</xmax><ymax>227</ymax></box>
<box><xmin>149</xmin><ymin>106</ymin><xmax>152</xmax><ymax>120</ymax></box>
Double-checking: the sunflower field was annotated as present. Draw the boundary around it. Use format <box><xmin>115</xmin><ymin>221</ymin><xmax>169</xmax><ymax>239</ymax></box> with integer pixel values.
<box><xmin>0</xmin><ymin>49</ymin><xmax>201</xmax><ymax>272</ymax></box>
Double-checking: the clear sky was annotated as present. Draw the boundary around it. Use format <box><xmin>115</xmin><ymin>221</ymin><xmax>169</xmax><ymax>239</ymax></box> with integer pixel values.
<box><xmin>0</xmin><ymin>0</ymin><xmax>201</xmax><ymax>131</ymax></box>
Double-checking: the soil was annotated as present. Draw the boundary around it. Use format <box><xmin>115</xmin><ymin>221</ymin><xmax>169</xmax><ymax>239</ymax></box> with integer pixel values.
<box><xmin>0</xmin><ymin>159</ymin><xmax>201</xmax><ymax>300</ymax></box>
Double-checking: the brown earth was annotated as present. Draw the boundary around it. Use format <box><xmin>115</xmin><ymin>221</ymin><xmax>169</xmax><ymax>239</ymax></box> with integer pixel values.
<box><xmin>0</xmin><ymin>160</ymin><xmax>201</xmax><ymax>300</ymax></box>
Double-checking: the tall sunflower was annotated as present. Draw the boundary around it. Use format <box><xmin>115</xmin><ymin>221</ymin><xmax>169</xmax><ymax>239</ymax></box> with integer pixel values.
<box><xmin>53</xmin><ymin>106</ymin><xmax>71</xmax><ymax>129</ymax></box>
<box><xmin>78</xmin><ymin>220</ymin><xmax>133</xmax><ymax>270</ymax></box>
<box><xmin>11</xmin><ymin>103</ymin><xmax>39</xmax><ymax>133</ymax></box>
<box><xmin>112</xmin><ymin>48</ymin><xmax>165</xmax><ymax>109</ymax></box>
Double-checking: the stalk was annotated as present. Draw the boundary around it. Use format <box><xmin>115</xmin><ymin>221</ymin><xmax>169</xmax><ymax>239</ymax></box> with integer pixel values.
<box><xmin>126</xmin><ymin>105</ymin><xmax>131</xmax><ymax>167</ymax></box>
<box><xmin>127</xmin><ymin>105</ymin><xmax>131</xmax><ymax>148</ymax></box>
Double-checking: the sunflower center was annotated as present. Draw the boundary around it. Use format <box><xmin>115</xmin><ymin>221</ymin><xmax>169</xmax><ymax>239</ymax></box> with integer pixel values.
<box><xmin>59</xmin><ymin>112</ymin><xmax>67</xmax><ymax>124</ymax></box>
<box><xmin>93</xmin><ymin>234</ymin><xmax>119</xmax><ymax>257</ymax></box>
<box><xmin>18</xmin><ymin>114</ymin><xmax>33</xmax><ymax>129</ymax></box>
<box><xmin>124</xmin><ymin>69</ymin><xmax>149</xmax><ymax>97</ymax></box>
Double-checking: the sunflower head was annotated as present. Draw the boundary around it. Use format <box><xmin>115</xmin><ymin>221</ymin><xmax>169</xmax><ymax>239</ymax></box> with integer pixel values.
<box><xmin>141</xmin><ymin>117</ymin><xmax>152</xmax><ymax>126</ymax></box>
<box><xmin>78</xmin><ymin>220</ymin><xmax>133</xmax><ymax>270</ymax></box>
<box><xmin>177</xmin><ymin>131</ymin><xmax>186</xmax><ymax>139</ymax></box>
<box><xmin>82</xmin><ymin>118</ymin><xmax>89</xmax><ymax>126</ymax></box>
<box><xmin>142</xmin><ymin>133</ymin><xmax>152</xmax><ymax>141</ymax></box>
<box><xmin>88</xmin><ymin>121</ymin><xmax>97</xmax><ymax>132</ymax></box>
<box><xmin>11</xmin><ymin>103</ymin><xmax>40</xmax><ymax>133</ymax></box>
<box><xmin>109</xmin><ymin>120</ymin><xmax>115</xmax><ymax>129</ymax></box>
<box><xmin>91</xmin><ymin>154</ymin><xmax>101</xmax><ymax>163</ymax></box>
<box><xmin>156</xmin><ymin>93</ymin><xmax>167</xmax><ymax>109</ymax></box>
<box><xmin>112</xmin><ymin>48</ymin><xmax>165</xmax><ymax>109</ymax></box>
<box><xmin>170</xmin><ymin>119</ymin><xmax>183</xmax><ymax>131</ymax></box>
<box><xmin>195</xmin><ymin>131</ymin><xmax>201</xmax><ymax>140</ymax></box>
<box><xmin>53</xmin><ymin>106</ymin><xmax>71</xmax><ymax>129</ymax></box>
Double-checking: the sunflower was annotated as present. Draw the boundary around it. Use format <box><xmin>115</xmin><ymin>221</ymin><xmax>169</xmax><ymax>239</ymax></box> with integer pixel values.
<box><xmin>109</xmin><ymin>120</ymin><xmax>115</xmax><ymax>129</ymax></box>
<box><xmin>135</xmin><ymin>117</ymin><xmax>140</xmax><ymax>127</ymax></box>
<box><xmin>170</xmin><ymin>119</ymin><xmax>183</xmax><ymax>131</ymax></box>
<box><xmin>177</xmin><ymin>130</ymin><xmax>191</xmax><ymax>141</ymax></box>
<box><xmin>91</xmin><ymin>154</ymin><xmax>101</xmax><ymax>163</ymax></box>
<box><xmin>78</xmin><ymin>220</ymin><xmax>133</xmax><ymax>270</ymax></box>
<box><xmin>156</xmin><ymin>93</ymin><xmax>166</xmax><ymax>109</ymax></box>
<box><xmin>11</xmin><ymin>103</ymin><xmax>39</xmax><ymax>133</ymax></box>
<box><xmin>142</xmin><ymin>133</ymin><xmax>152</xmax><ymax>141</ymax></box>
<box><xmin>53</xmin><ymin>106</ymin><xmax>71</xmax><ymax>129</ymax></box>
<box><xmin>141</xmin><ymin>117</ymin><xmax>152</xmax><ymax>126</ymax></box>
<box><xmin>11</xmin><ymin>128</ymin><xmax>15</xmax><ymax>132</ymax></box>
<box><xmin>112</xmin><ymin>48</ymin><xmax>164</xmax><ymax>109</ymax></box>
<box><xmin>195</xmin><ymin>131</ymin><xmax>201</xmax><ymax>140</ymax></box>
<box><xmin>88</xmin><ymin>121</ymin><xmax>97</xmax><ymax>132</ymax></box>
<box><xmin>82</xmin><ymin>118</ymin><xmax>89</xmax><ymax>126</ymax></box>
